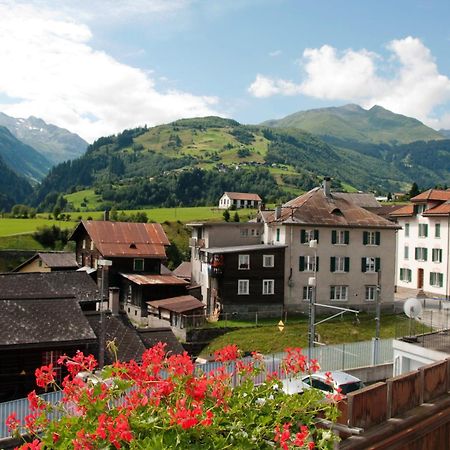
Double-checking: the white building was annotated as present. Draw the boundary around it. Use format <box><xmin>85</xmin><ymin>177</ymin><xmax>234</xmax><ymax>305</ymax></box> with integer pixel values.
<box><xmin>218</xmin><ymin>192</ymin><xmax>262</xmax><ymax>209</ymax></box>
<box><xmin>260</xmin><ymin>178</ymin><xmax>399</xmax><ymax>310</ymax></box>
<box><xmin>391</xmin><ymin>189</ymin><xmax>450</xmax><ymax>299</ymax></box>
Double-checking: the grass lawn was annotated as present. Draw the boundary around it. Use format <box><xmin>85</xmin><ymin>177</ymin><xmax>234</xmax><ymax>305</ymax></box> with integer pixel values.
<box><xmin>64</xmin><ymin>189</ymin><xmax>102</xmax><ymax>211</ymax></box>
<box><xmin>0</xmin><ymin>234</ymin><xmax>45</xmax><ymax>250</ymax></box>
<box><xmin>199</xmin><ymin>313</ymin><xmax>424</xmax><ymax>357</ymax></box>
<box><xmin>0</xmin><ymin>218</ymin><xmax>76</xmax><ymax>237</ymax></box>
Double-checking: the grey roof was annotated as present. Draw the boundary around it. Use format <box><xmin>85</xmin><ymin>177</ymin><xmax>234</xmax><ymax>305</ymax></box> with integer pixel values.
<box><xmin>332</xmin><ymin>192</ymin><xmax>381</xmax><ymax>209</ymax></box>
<box><xmin>13</xmin><ymin>252</ymin><xmax>78</xmax><ymax>272</ymax></box>
<box><xmin>0</xmin><ymin>271</ymin><xmax>99</xmax><ymax>302</ymax></box>
<box><xmin>138</xmin><ymin>328</ymin><xmax>184</xmax><ymax>355</ymax></box>
<box><xmin>0</xmin><ymin>298</ymin><xmax>96</xmax><ymax>348</ymax></box>
<box><xmin>201</xmin><ymin>244</ymin><xmax>287</xmax><ymax>254</ymax></box>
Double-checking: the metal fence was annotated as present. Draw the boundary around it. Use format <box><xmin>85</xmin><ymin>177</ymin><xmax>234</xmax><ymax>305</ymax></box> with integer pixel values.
<box><xmin>0</xmin><ymin>338</ymin><xmax>393</xmax><ymax>439</ymax></box>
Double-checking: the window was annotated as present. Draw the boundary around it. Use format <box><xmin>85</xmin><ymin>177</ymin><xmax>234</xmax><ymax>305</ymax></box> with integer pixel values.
<box><xmin>299</xmin><ymin>255</ymin><xmax>319</xmax><ymax>272</ymax></box>
<box><xmin>238</xmin><ymin>279</ymin><xmax>249</xmax><ymax>295</ymax></box>
<box><xmin>430</xmin><ymin>272</ymin><xmax>444</xmax><ymax>288</ymax></box>
<box><xmin>418</xmin><ymin>224</ymin><xmax>428</xmax><ymax>238</ymax></box>
<box><xmin>432</xmin><ymin>248</ymin><xmax>443</xmax><ymax>263</ymax></box>
<box><xmin>262</xmin><ymin>279</ymin><xmax>274</xmax><ymax>295</ymax></box>
<box><xmin>263</xmin><ymin>254</ymin><xmax>274</xmax><ymax>267</ymax></box>
<box><xmin>404</xmin><ymin>246</ymin><xmax>409</xmax><ymax>260</ymax></box>
<box><xmin>82</xmin><ymin>239</ymin><xmax>86</xmax><ymax>249</ymax></box>
<box><xmin>435</xmin><ymin>223</ymin><xmax>441</xmax><ymax>238</ymax></box>
<box><xmin>361</xmin><ymin>257</ymin><xmax>380</xmax><ymax>273</ymax></box>
<box><xmin>240</xmin><ymin>229</ymin><xmax>249</xmax><ymax>237</ymax></box>
<box><xmin>301</xmin><ymin>229</ymin><xmax>319</xmax><ymax>244</ymax></box>
<box><xmin>363</xmin><ymin>231</ymin><xmax>380</xmax><ymax>246</ymax></box>
<box><xmin>415</xmin><ymin>247</ymin><xmax>428</xmax><ymax>261</ymax></box>
<box><xmin>133</xmin><ymin>258</ymin><xmax>144</xmax><ymax>271</ymax></box>
<box><xmin>417</xmin><ymin>204</ymin><xmax>426</xmax><ymax>214</ymax></box>
<box><xmin>251</xmin><ymin>228</ymin><xmax>260</xmax><ymax>236</ymax></box>
<box><xmin>302</xmin><ymin>286</ymin><xmax>313</xmax><ymax>301</ymax></box>
<box><xmin>238</xmin><ymin>254</ymin><xmax>250</xmax><ymax>270</ymax></box>
<box><xmin>90</xmin><ymin>240</ymin><xmax>95</xmax><ymax>250</ymax></box>
<box><xmin>404</xmin><ymin>223</ymin><xmax>410</xmax><ymax>238</ymax></box>
<box><xmin>365</xmin><ymin>286</ymin><xmax>377</xmax><ymax>301</ymax></box>
<box><xmin>400</xmin><ymin>268</ymin><xmax>412</xmax><ymax>282</ymax></box>
<box><xmin>330</xmin><ymin>256</ymin><xmax>349</xmax><ymax>272</ymax></box>
<box><xmin>330</xmin><ymin>286</ymin><xmax>348</xmax><ymax>301</ymax></box>
<box><xmin>332</xmin><ymin>230</ymin><xmax>349</xmax><ymax>245</ymax></box>
<box><xmin>276</xmin><ymin>228</ymin><xmax>280</xmax><ymax>242</ymax></box>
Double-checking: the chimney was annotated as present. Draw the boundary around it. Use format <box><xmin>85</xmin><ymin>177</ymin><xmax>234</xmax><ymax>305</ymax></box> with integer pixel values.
<box><xmin>104</xmin><ymin>210</ymin><xmax>110</xmax><ymax>221</ymax></box>
<box><xmin>323</xmin><ymin>177</ymin><xmax>331</xmax><ymax>198</ymax></box>
<box><xmin>108</xmin><ymin>287</ymin><xmax>120</xmax><ymax>316</ymax></box>
<box><xmin>275</xmin><ymin>205</ymin><xmax>282</xmax><ymax>220</ymax></box>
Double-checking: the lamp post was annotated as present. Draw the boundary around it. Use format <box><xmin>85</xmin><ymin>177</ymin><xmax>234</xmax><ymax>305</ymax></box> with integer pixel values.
<box><xmin>97</xmin><ymin>258</ymin><xmax>112</xmax><ymax>369</ymax></box>
<box><xmin>308</xmin><ymin>239</ymin><xmax>318</xmax><ymax>361</ymax></box>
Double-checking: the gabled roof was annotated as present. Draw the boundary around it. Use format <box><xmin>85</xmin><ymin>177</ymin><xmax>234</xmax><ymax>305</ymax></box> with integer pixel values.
<box><xmin>138</xmin><ymin>328</ymin><xmax>184</xmax><ymax>355</ymax></box>
<box><xmin>411</xmin><ymin>189</ymin><xmax>450</xmax><ymax>202</ymax></box>
<box><xmin>0</xmin><ymin>298</ymin><xmax>96</xmax><ymax>349</ymax></box>
<box><xmin>13</xmin><ymin>252</ymin><xmax>78</xmax><ymax>272</ymax></box>
<box><xmin>172</xmin><ymin>261</ymin><xmax>192</xmax><ymax>280</ymax></box>
<box><xmin>423</xmin><ymin>201</ymin><xmax>450</xmax><ymax>216</ymax></box>
<box><xmin>148</xmin><ymin>295</ymin><xmax>205</xmax><ymax>313</ymax></box>
<box><xmin>267</xmin><ymin>187</ymin><xmax>398</xmax><ymax>228</ymax></box>
<box><xmin>0</xmin><ymin>271</ymin><xmax>99</xmax><ymax>302</ymax></box>
<box><xmin>120</xmin><ymin>273</ymin><xmax>188</xmax><ymax>286</ymax></box>
<box><xmin>223</xmin><ymin>192</ymin><xmax>262</xmax><ymax>201</ymax></box>
<box><xmin>71</xmin><ymin>221</ymin><xmax>170</xmax><ymax>258</ymax></box>
<box><xmin>389</xmin><ymin>204</ymin><xmax>415</xmax><ymax>217</ymax></box>
<box><xmin>332</xmin><ymin>192</ymin><xmax>381</xmax><ymax>209</ymax></box>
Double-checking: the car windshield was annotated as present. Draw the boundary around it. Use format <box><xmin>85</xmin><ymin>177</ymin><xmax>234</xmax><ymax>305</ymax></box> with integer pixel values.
<box><xmin>340</xmin><ymin>381</ymin><xmax>364</xmax><ymax>395</ymax></box>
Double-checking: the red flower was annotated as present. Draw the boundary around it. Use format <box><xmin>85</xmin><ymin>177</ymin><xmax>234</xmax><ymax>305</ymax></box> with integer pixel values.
<box><xmin>166</xmin><ymin>352</ymin><xmax>194</xmax><ymax>376</ymax></box>
<box><xmin>35</xmin><ymin>364</ymin><xmax>55</xmax><ymax>388</ymax></box>
<box><xmin>213</xmin><ymin>344</ymin><xmax>240</xmax><ymax>362</ymax></box>
<box><xmin>282</xmin><ymin>348</ymin><xmax>307</xmax><ymax>374</ymax></box>
<box><xmin>5</xmin><ymin>412</ymin><xmax>20</xmax><ymax>432</ymax></box>
<box><xmin>16</xmin><ymin>439</ymin><xmax>42</xmax><ymax>450</ymax></box>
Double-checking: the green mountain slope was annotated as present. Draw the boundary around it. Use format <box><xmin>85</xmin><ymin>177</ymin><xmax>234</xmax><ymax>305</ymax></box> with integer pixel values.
<box><xmin>264</xmin><ymin>104</ymin><xmax>443</xmax><ymax>145</ymax></box>
<box><xmin>0</xmin><ymin>126</ymin><xmax>52</xmax><ymax>182</ymax></box>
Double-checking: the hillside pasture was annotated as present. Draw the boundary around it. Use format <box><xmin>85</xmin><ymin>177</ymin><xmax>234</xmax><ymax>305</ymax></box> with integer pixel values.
<box><xmin>0</xmin><ymin>218</ymin><xmax>76</xmax><ymax>237</ymax></box>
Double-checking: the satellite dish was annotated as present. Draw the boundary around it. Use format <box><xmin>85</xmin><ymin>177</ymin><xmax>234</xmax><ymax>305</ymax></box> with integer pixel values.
<box><xmin>404</xmin><ymin>298</ymin><xmax>422</xmax><ymax>318</ymax></box>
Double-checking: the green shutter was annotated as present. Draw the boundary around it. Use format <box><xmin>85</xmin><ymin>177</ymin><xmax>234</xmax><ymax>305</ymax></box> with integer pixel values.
<box><xmin>424</xmin><ymin>248</ymin><xmax>428</xmax><ymax>261</ymax></box>
<box><xmin>375</xmin><ymin>257</ymin><xmax>380</xmax><ymax>272</ymax></box>
<box><xmin>439</xmin><ymin>273</ymin><xmax>444</xmax><ymax>287</ymax></box>
<box><xmin>408</xmin><ymin>270</ymin><xmax>412</xmax><ymax>282</ymax></box>
<box><xmin>400</xmin><ymin>268</ymin><xmax>404</xmax><ymax>280</ymax></box>
<box><xmin>299</xmin><ymin>256</ymin><xmax>305</xmax><ymax>271</ymax></box>
<box><xmin>316</xmin><ymin>256</ymin><xmax>319</xmax><ymax>272</ymax></box>
<box><xmin>415</xmin><ymin>248</ymin><xmax>419</xmax><ymax>260</ymax></box>
<box><xmin>345</xmin><ymin>257</ymin><xmax>350</xmax><ymax>272</ymax></box>
<box><xmin>314</xmin><ymin>229</ymin><xmax>319</xmax><ymax>243</ymax></box>
<box><xmin>424</xmin><ymin>224</ymin><xmax>428</xmax><ymax>237</ymax></box>
<box><xmin>361</xmin><ymin>258</ymin><xmax>366</xmax><ymax>272</ymax></box>
<box><xmin>300</xmin><ymin>230</ymin><xmax>306</xmax><ymax>244</ymax></box>
<box><xmin>363</xmin><ymin>231</ymin><xmax>368</xmax><ymax>245</ymax></box>
<box><xmin>330</xmin><ymin>257</ymin><xmax>336</xmax><ymax>272</ymax></box>
<box><xmin>331</xmin><ymin>230</ymin><xmax>337</xmax><ymax>244</ymax></box>
<box><xmin>345</xmin><ymin>230</ymin><xmax>350</xmax><ymax>244</ymax></box>
<box><xmin>375</xmin><ymin>231</ymin><xmax>381</xmax><ymax>245</ymax></box>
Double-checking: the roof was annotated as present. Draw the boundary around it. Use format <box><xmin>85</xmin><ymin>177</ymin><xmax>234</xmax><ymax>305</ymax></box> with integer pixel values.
<box><xmin>160</xmin><ymin>264</ymin><xmax>173</xmax><ymax>275</ymax></box>
<box><xmin>423</xmin><ymin>201</ymin><xmax>450</xmax><ymax>216</ymax></box>
<box><xmin>13</xmin><ymin>252</ymin><xmax>78</xmax><ymax>272</ymax></box>
<box><xmin>148</xmin><ymin>295</ymin><xmax>205</xmax><ymax>313</ymax></box>
<box><xmin>267</xmin><ymin>187</ymin><xmax>399</xmax><ymax>229</ymax></box>
<box><xmin>411</xmin><ymin>189</ymin><xmax>450</xmax><ymax>203</ymax></box>
<box><xmin>332</xmin><ymin>192</ymin><xmax>381</xmax><ymax>209</ymax></box>
<box><xmin>138</xmin><ymin>328</ymin><xmax>184</xmax><ymax>355</ymax></box>
<box><xmin>201</xmin><ymin>243</ymin><xmax>287</xmax><ymax>254</ymax></box>
<box><xmin>120</xmin><ymin>273</ymin><xmax>188</xmax><ymax>286</ymax></box>
<box><xmin>172</xmin><ymin>261</ymin><xmax>192</xmax><ymax>279</ymax></box>
<box><xmin>71</xmin><ymin>221</ymin><xmax>170</xmax><ymax>258</ymax></box>
<box><xmin>223</xmin><ymin>192</ymin><xmax>262</xmax><ymax>201</ymax></box>
<box><xmin>0</xmin><ymin>298</ymin><xmax>96</xmax><ymax>348</ymax></box>
<box><xmin>389</xmin><ymin>204</ymin><xmax>414</xmax><ymax>217</ymax></box>
<box><xmin>0</xmin><ymin>271</ymin><xmax>99</xmax><ymax>302</ymax></box>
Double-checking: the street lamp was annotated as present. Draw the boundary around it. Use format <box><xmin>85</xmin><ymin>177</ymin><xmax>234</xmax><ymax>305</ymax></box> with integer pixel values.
<box><xmin>97</xmin><ymin>258</ymin><xmax>112</xmax><ymax>369</ymax></box>
<box><xmin>308</xmin><ymin>239</ymin><xmax>318</xmax><ymax>360</ymax></box>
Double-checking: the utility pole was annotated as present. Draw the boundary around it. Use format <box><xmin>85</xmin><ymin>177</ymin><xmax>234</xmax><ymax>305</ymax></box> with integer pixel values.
<box><xmin>98</xmin><ymin>258</ymin><xmax>112</xmax><ymax>369</ymax></box>
<box><xmin>308</xmin><ymin>240</ymin><xmax>318</xmax><ymax>361</ymax></box>
<box><xmin>373</xmin><ymin>270</ymin><xmax>381</xmax><ymax>365</ymax></box>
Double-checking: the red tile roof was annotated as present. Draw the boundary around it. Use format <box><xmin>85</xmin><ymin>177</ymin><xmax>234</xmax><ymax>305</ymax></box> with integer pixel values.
<box><xmin>77</xmin><ymin>221</ymin><xmax>169</xmax><ymax>258</ymax></box>
<box><xmin>423</xmin><ymin>201</ymin><xmax>450</xmax><ymax>216</ymax></box>
<box><xmin>147</xmin><ymin>295</ymin><xmax>204</xmax><ymax>313</ymax></box>
<box><xmin>389</xmin><ymin>204</ymin><xmax>415</xmax><ymax>217</ymax></box>
<box><xmin>411</xmin><ymin>189</ymin><xmax>450</xmax><ymax>202</ymax></box>
<box><xmin>267</xmin><ymin>187</ymin><xmax>398</xmax><ymax>228</ymax></box>
<box><xmin>120</xmin><ymin>273</ymin><xmax>188</xmax><ymax>286</ymax></box>
<box><xmin>224</xmin><ymin>192</ymin><xmax>262</xmax><ymax>201</ymax></box>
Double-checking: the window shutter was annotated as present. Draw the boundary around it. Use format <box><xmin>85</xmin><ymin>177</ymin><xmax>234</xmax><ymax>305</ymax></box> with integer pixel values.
<box><xmin>345</xmin><ymin>257</ymin><xmax>350</xmax><ymax>272</ymax></box>
<box><xmin>330</xmin><ymin>257</ymin><xmax>336</xmax><ymax>272</ymax></box>
<box><xmin>314</xmin><ymin>229</ymin><xmax>319</xmax><ymax>243</ymax></box>
<box><xmin>331</xmin><ymin>230</ymin><xmax>337</xmax><ymax>244</ymax></box>
<box><xmin>400</xmin><ymin>268</ymin><xmax>404</xmax><ymax>280</ymax></box>
<box><xmin>316</xmin><ymin>256</ymin><xmax>319</xmax><ymax>272</ymax></box>
<box><xmin>424</xmin><ymin>248</ymin><xmax>428</xmax><ymax>261</ymax></box>
<box><xmin>415</xmin><ymin>248</ymin><xmax>419</xmax><ymax>260</ymax></box>
<box><xmin>345</xmin><ymin>230</ymin><xmax>350</xmax><ymax>244</ymax></box>
<box><xmin>300</xmin><ymin>230</ymin><xmax>306</xmax><ymax>244</ymax></box>
<box><xmin>439</xmin><ymin>273</ymin><xmax>444</xmax><ymax>287</ymax></box>
<box><xmin>299</xmin><ymin>256</ymin><xmax>305</xmax><ymax>271</ymax></box>
<box><xmin>375</xmin><ymin>257</ymin><xmax>381</xmax><ymax>272</ymax></box>
<box><xmin>361</xmin><ymin>257</ymin><xmax>366</xmax><ymax>272</ymax></box>
<box><xmin>375</xmin><ymin>231</ymin><xmax>381</xmax><ymax>245</ymax></box>
<box><xmin>424</xmin><ymin>224</ymin><xmax>428</xmax><ymax>237</ymax></box>
<box><xmin>408</xmin><ymin>270</ymin><xmax>412</xmax><ymax>282</ymax></box>
<box><xmin>429</xmin><ymin>272</ymin><xmax>433</xmax><ymax>285</ymax></box>
<box><xmin>363</xmin><ymin>231</ymin><xmax>368</xmax><ymax>245</ymax></box>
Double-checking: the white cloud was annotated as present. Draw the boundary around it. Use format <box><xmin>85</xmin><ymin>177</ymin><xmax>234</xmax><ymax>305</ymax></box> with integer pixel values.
<box><xmin>248</xmin><ymin>37</ymin><xmax>450</xmax><ymax>129</ymax></box>
<box><xmin>0</xmin><ymin>2</ymin><xmax>220</xmax><ymax>142</ymax></box>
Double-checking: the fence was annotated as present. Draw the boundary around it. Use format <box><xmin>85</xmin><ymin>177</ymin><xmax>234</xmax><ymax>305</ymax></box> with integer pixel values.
<box><xmin>0</xmin><ymin>338</ymin><xmax>394</xmax><ymax>439</ymax></box>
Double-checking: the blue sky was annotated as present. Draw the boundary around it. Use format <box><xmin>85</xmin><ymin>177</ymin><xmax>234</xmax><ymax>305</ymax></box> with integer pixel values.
<box><xmin>0</xmin><ymin>0</ymin><xmax>449</xmax><ymax>141</ymax></box>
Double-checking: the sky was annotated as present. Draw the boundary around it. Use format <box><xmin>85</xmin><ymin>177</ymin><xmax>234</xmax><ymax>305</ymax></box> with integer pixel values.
<box><xmin>0</xmin><ymin>0</ymin><xmax>450</xmax><ymax>142</ymax></box>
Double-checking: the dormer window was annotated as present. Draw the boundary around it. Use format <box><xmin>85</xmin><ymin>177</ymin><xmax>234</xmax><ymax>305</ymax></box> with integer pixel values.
<box><xmin>416</xmin><ymin>204</ymin><xmax>426</xmax><ymax>214</ymax></box>
<box><xmin>330</xmin><ymin>208</ymin><xmax>343</xmax><ymax>216</ymax></box>
<box><xmin>130</xmin><ymin>243</ymin><xmax>137</xmax><ymax>249</ymax></box>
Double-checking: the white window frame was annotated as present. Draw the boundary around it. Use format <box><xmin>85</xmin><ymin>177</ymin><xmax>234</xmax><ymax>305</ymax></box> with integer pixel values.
<box><xmin>416</xmin><ymin>247</ymin><xmax>427</xmax><ymax>261</ymax></box>
<box><xmin>435</xmin><ymin>223</ymin><xmax>441</xmax><ymax>238</ymax></box>
<box><xmin>238</xmin><ymin>254</ymin><xmax>250</xmax><ymax>270</ymax></box>
<box><xmin>367</xmin><ymin>232</ymin><xmax>377</xmax><ymax>245</ymax></box>
<box><xmin>238</xmin><ymin>279</ymin><xmax>249</xmax><ymax>295</ymax></box>
<box><xmin>404</xmin><ymin>246</ymin><xmax>409</xmax><ymax>260</ymax></box>
<box><xmin>365</xmin><ymin>257</ymin><xmax>376</xmax><ymax>273</ymax></box>
<box><xmin>335</xmin><ymin>256</ymin><xmax>346</xmax><ymax>272</ymax></box>
<box><xmin>336</xmin><ymin>230</ymin><xmax>347</xmax><ymax>245</ymax></box>
<box><xmin>365</xmin><ymin>286</ymin><xmax>377</xmax><ymax>302</ymax></box>
<box><xmin>418</xmin><ymin>223</ymin><xmax>428</xmax><ymax>238</ymax></box>
<box><xmin>303</xmin><ymin>286</ymin><xmax>313</xmax><ymax>302</ymax></box>
<box><xmin>263</xmin><ymin>254</ymin><xmax>274</xmax><ymax>268</ymax></box>
<box><xmin>400</xmin><ymin>268</ymin><xmax>412</xmax><ymax>283</ymax></box>
<box><xmin>404</xmin><ymin>223</ymin><xmax>410</xmax><ymax>238</ymax></box>
<box><xmin>417</xmin><ymin>204</ymin><xmax>426</xmax><ymax>214</ymax></box>
<box><xmin>305</xmin><ymin>255</ymin><xmax>317</xmax><ymax>272</ymax></box>
<box><xmin>432</xmin><ymin>248</ymin><xmax>442</xmax><ymax>263</ymax></box>
<box><xmin>262</xmin><ymin>279</ymin><xmax>274</xmax><ymax>295</ymax></box>
<box><xmin>330</xmin><ymin>285</ymin><xmax>348</xmax><ymax>301</ymax></box>
<box><xmin>430</xmin><ymin>272</ymin><xmax>443</xmax><ymax>288</ymax></box>
<box><xmin>304</xmin><ymin>230</ymin><xmax>315</xmax><ymax>244</ymax></box>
